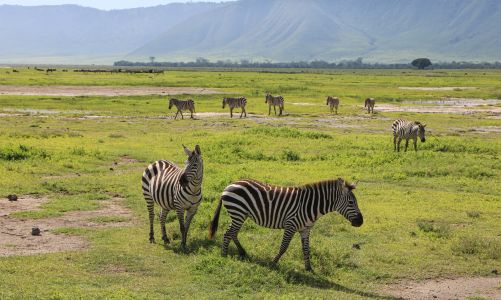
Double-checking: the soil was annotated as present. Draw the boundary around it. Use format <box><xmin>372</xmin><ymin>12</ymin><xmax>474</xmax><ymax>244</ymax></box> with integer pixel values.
<box><xmin>0</xmin><ymin>195</ymin><xmax>133</xmax><ymax>256</ymax></box>
<box><xmin>382</xmin><ymin>276</ymin><xmax>501</xmax><ymax>300</ymax></box>
<box><xmin>0</xmin><ymin>85</ymin><xmax>222</xmax><ymax>97</ymax></box>
<box><xmin>399</xmin><ymin>87</ymin><xmax>478</xmax><ymax>91</ymax></box>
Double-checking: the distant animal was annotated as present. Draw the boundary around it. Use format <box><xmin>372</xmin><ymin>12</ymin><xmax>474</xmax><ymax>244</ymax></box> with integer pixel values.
<box><xmin>392</xmin><ymin>119</ymin><xmax>427</xmax><ymax>152</ymax></box>
<box><xmin>168</xmin><ymin>98</ymin><xmax>195</xmax><ymax>120</ymax></box>
<box><xmin>141</xmin><ymin>145</ymin><xmax>204</xmax><ymax>250</ymax></box>
<box><xmin>46</xmin><ymin>68</ymin><xmax>56</xmax><ymax>73</ymax></box>
<box><xmin>364</xmin><ymin>98</ymin><xmax>375</xmax><ymax>113</ymax></box>
<box><xmin>326</xmin><ymin>96</ymin><xmax>340</xmax><ymax>114</ymax></box>
<box><xmin>222</xmin><ymin>97</ymin><xmax>247</xmax><ymax>118</ymax></box>
<box><xmin>265</xmin><ymin>93</ymin><xmax>285</xmax><ymax>116</ymax></box>
<box><xmin>12</xmin><ymin>69</ymin><xmax>19</xmax><ymax>73</ymax></box>
<box><xmin>209</xmin><ymin>178</ymin><xmax>363</xmax><ymax>271</ymax></box>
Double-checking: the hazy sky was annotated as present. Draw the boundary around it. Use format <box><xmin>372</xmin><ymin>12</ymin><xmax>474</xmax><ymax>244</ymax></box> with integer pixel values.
<box><xmin>0</xmin><ymin>0</ymin><xmax>234</xmax><ymax>10</ymax></box>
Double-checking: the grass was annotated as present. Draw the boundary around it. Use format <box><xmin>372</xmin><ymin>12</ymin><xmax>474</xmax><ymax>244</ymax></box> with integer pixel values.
<box><xmin>0</xmin><ymin>68</ymin><xmax>500</xmax><ymax>299</ymax></box>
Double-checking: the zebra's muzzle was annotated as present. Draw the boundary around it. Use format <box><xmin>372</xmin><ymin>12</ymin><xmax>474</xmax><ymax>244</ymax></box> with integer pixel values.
<box><xmin>351</xmin><ymin>214</ymin><xmax>363</xmax><ymax>227</ymax></box>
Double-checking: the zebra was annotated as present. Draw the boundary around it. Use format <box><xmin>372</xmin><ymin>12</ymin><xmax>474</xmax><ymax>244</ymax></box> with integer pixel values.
<box><xmin>208</xmin><ymin>178</ymin><xmax>363</xmax><ymax>271</ymax></box>
<box><xmin>326</xmin><ymin>96</ymin><xmax>340</xmax><ymax>114</ymax></box>
<box><xmin>223</xmin><ymin>97</ymin><xmax>247</xmax><ymax>118</ymax></box>
<box><xmin>364</xmin><ymin>98</ymin><xmax>375</xmax><ymax>114</ymax></box>
<box><xmin>392</xmin><ymin>119</ymin><xmax>427</xmax><ymax>152</ymax></box>
<box><xmin>141</xmin><ymin>145</ymin><xmax>203</xmax><ymax>250</ymax></box>
<box><xmin>265</xmin><ymin>93</ymin><xmax>285</xmax><ymax>116</ymax></box>
<box><xmin>168</xmin><ymin>98</ymin><xmax>195</xmax><ymax>120</ymax></box>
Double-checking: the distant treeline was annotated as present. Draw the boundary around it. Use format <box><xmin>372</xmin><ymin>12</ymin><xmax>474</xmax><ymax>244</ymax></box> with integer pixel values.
<box><xmin>114</xmin><ymin>58</ymin><xmax>501</xmax><ymax>69</ymax></box>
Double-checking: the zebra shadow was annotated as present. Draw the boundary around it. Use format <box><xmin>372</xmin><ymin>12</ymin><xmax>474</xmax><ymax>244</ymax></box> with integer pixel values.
<box><xmin>162</xmin><ymin>237</ymin><xmax>218</xmax><ymax>254</ymax></box>
<box><xmin>248</xmin><ymin>258</ymin><xmax>397</xmax><ymax>300</ymax></box>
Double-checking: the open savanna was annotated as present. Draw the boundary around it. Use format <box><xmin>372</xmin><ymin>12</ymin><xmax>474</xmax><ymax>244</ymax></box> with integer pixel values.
<box><xmin>0</xmin><ymin>68</ymin><xmax>500</xmax><ymax>299</ymax></box>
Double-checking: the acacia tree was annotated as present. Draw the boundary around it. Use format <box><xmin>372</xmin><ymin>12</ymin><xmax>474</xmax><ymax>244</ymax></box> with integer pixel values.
<box><xmin>411</xmin><ymin>58</ymin><xmax>432</xmax><ymax>69</ymax></box>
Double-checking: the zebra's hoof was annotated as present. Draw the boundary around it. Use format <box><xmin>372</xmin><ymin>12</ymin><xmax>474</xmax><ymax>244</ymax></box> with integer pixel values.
<box><xmin>305</xmin><ymin>267</ymin><xmax>314</xmax><ymax>273</ymax></box>
<box><xmin>149</xmin><ymin>238</ymin><xmax>155</xmax><ymax>244</ymax></box>
<box><xmin>162</xmin><ymin>237</ymin><xmax>170</xmax><ymax>245</ymax></box>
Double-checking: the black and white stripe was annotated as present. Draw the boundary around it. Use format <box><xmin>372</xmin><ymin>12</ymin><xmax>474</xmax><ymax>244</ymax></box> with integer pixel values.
<box><xmin>222</xmin><ymin>97</ymin><xmax>247</xmax><ymax>118</ymax></box>
<box><xmin>169</xmin><ymin>98</ymin><xmax>195</xmax><ymax>120</ymax></box>
<box><xmin>142</xmin><ymin>145</ymin><xmax>203</xmax><ymax>250</ymax></box>
<box><xmin>265</xmin><ymin>93</ymin><xmax>285</xmax><ymax>116</ymax></box>
<box><xmin>326</xmin><ymin>96</ymin><xmax>340</xmax><ymax>114</ymax></box>
<box><xmin>364</xmin><ymin>98</ymin><xmax>375</xmax><ymax>114</ymax></box>
<box><xmin>392</xmin><ymin>119</ymin><xmax>427</xmax><ymax>152</ymax></box>
<box><xmin>209</xmin><ymin>178</ymin><xmax>363</xmax><ymax>271</ymax></box>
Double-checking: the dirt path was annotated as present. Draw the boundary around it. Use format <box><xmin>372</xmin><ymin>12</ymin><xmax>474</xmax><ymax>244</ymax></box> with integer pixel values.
<box><xmin>399</xmin><ymin>87</ymin><xmax>478</xmax><ymax>91</ymax></box>
<box><xmin>382</xmin><ymin>276</ymin><xmax>501</xmax><ymax>300</ymax></box>
<box><xmin>0</xmin><ymin>195</ymin><xmax>134</xmax><ymax>256</ymax></box>
<box><xmin>376</xmin><ymin>104</ymin><xmax>501</xmax><ymax>114</ymax></box>
<box><xmin>0</xmin><ymin>85</ymin><xmax>223</xmax><ymax>96</ymax></box>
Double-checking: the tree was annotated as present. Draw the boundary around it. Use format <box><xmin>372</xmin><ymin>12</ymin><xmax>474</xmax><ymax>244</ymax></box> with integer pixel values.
<box><xmin>411</xmin><ymin>58</ymin><xmax>432</xmax><ymax>69</ymax></box>
<box><xmin>149</xmin><ymin>56</ymin><xmax>156</xmax><ymax>63</ymax></box>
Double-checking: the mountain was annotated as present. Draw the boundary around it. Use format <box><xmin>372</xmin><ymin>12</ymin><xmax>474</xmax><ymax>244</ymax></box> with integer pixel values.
<box><xmin>1</xmin><ymin>0</ymin><xmax>501</xmax><ymax>64</ymax></box>
<box><xmin>132</xmin><ymin>0</ymin><xmax>501</xmax><ymax>62</ymax></box>
<box><xmin>0</xmin><ymin>3</ymin><xmax>221</xmax><ymax>63</ymax></box>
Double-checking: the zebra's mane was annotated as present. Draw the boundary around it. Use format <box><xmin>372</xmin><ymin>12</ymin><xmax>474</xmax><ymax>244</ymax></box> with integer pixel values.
<box><xmin>243</xmin><ymin>178</ymin><xmax>353</xmax><ymax>190</ymax></box>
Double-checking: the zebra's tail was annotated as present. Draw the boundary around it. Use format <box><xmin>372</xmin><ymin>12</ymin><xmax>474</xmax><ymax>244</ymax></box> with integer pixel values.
<box><xmin>208</xmin><ymin>197</ymin><xmax>223</xmax><ymax>240</ymax></box>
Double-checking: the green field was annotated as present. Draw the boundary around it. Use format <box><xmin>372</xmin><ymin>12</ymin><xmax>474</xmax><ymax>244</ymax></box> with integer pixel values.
<box><xmin>0</xmin><ymin>68</ymin><xmax>500</xmax><ymax>299</ymax></box>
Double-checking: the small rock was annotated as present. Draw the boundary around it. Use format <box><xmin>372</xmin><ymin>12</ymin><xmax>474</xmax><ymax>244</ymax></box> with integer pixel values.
<box><xmin>433</xmin><ymin>296</ymin><xmax>437</xmax><ymax>299</ymax></box>
<box><xmin>352</xmin><ymin>243</ymin><xmax>361</xmax><ymax>250</ymax></box>
<box><xmin>31</xmin><ymin>227</ymin><xmax>41</xmax><ymax>236</ymax></box>
<box><xmin>7</xmin><ymin>194</ymin><xmax>18</xmax><ymax>201</ymax></box>
<box><xmin>109</xmin><ymin>167</ymin><xmax>114</xmax><ymax>171</ymax></box>
<box><xmin>492</xmin><ymin>269</ymin><xmax>498</xmax><ymax>275</ymax></box>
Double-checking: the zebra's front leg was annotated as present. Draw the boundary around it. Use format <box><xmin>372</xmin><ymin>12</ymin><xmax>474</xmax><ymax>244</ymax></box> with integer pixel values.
<box><xmin>273</xmin><ymin>105</ymin><xmax>277</xmax><ymax>115</ymax></box>
<box><xmin>272</xmin><ymin>225</ymin><xmax>296</xmax><ymax>265</ymax></box>
<box><xmin>413</xmin><ymin>137</ymin><xmax>418</xmax><ymax>152</ymax></box>
<box><xmin>159</xmin><ymin>208</ymin><xmax>170</xmax><ymax>244</ymax></box>
<box><xmin>240</xmin><ymin>108</ymin><xmax>244</xmax><ymax>118</ymax></box>
<box><xmin>404</xmin><ymin>139</ymin><xmax>409</xmax><ymax>152</ymax></box>
<box><xmin>268</xmin><ymin>105</ymin><xmax>271</xmax><ymax>115</ymax></box>
<box><xmin>180</xmin><ymin>110</ymin><xmax>184</xmax><ymax>120</ymax></box>
<box><xmin>397</xmin><ymin>138</ymin><xmax>402</xmax><ymax>152</ymax></box>
<box><xmin>174</xmin><ymin>110</ymin><xmax>179</xmax><ymax>120</ymax></box>
<box><xmin>230</xmin><ymin>108</ymin><xmax>233</xmax><ymax>118</ymax></box>
<box><xmin>300</xmin><ymin>229</ymin><xmax>313</xmax><ymax>272</ymax></box>
<box><xmin>181</xmin><ymin>207</ymin><xmax>198</xmax><ymax>250</ymax></box>
<box><xmin>393</xmin><ymin>135</ymin><xmax>397</xmax><ymax>151</ymax></box>
<box><xmin>190</xmin><ymin>109</ymin><xmax>194</xmax><ymax>119</ymax></box>
<box><xmin>175</xmin><ymin>208</ymin><xmax>187</xmax><ymax>251</ymax></box>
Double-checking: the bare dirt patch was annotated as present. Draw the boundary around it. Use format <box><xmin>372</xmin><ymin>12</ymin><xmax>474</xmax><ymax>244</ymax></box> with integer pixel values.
<box><xmin>382</xmin><ymin>276</ymin><xmax>501</xmax><ymax>300</ymax></box>
<box><xmin>403</xmin><ymin>98</ymin><xmax>501</xmax><ymax>107</ymax></box>
<box><xmin>290</xmin><ymin>102</ymin><xmax>317</xmax><ymax>106</ymax></box>
<box><xmin>377</xmin><ymin>104</ymin><xmax>501</xmax><ymax>115</ymax></box>
<box><xmin>0</xmin><ymin>85</ymin><xmax>223</xmax><ymax>97</ymax></box>
<box><xmin>399</xmin><ymin>86</ymin><xmax>478</xmax><ymax>91</ymax></box>
<box><xmin>0</xmin><ymin>196</ymin><xmax>133</xmax><ymax>256</ymax></box>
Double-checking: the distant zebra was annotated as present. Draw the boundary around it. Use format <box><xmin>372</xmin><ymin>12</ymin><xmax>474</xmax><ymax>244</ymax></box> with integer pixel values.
<box><xmin>142</xmin><ymin>145</ymin><xmax>203</xmax><ymax>250</ymax></box>
<box><xmin>265</xmin><ymin>93</ymin><xmax>285</xmax><ymax>116</ymax></box>
<box><xmin>209</xmin><ymin>178</ymin><xmax>363</xmax><ymax>271</ymax></box>
<box><xmin>392</xmin><ymin>119</ymin><xmax>427</xmax><ymax>152</ymax></box>
<box><xmin>169</xmin><ymin>98</ymin><xmax>195</xmax><ymax>120</ymax></box>
<box><xmin>223</xmin><ymin>97</ymin><xmax>247</xmax><ymax>118</ymax></box>
<box><xmin>364</xmin><ymin>98</ymin><xmax>375</xmax><ymax>113</ymax></box>
<box><xmin>326</xmin><ymin>96</ymin><xmax>340</xmax><ymax>114</ymax></box>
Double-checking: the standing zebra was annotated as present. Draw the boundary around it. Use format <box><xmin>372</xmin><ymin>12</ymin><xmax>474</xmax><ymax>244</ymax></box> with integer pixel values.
<box><xmin>223</xmin><ymin>97</ymin><xmax>247</xmax><ymax>118</ymax></box>
<box><xmin>209</xmin><ymin>178</ymin><xmax>363</xmax><ymax>271</ymax></box>
<box><xmin>142</xmin><ymin>145</ymin><xmax>203</xmax><ymax>250</ymax></box>
<box><xmin>169</xmin><ymin>98</ymin><xmax>195</xmax><ymax>120</ymax></box>
<box><xmin>392</xmin><ymin>119</ymin><xmax>427</xmax><ymax>152</ymax></box>
<box><xmin>364</xmin><ymin>98</ymin><xmax>375</xmax><ymax>114</ymax></box>
<box><xmin>265</xmin><ymin>93</ymin><xmax>285</xmax><ymax>116</ymax></box>
<box><xmin>326</xmin><ymin>96</ymin><xmax>340</xmax><ymax>114</ymax></box>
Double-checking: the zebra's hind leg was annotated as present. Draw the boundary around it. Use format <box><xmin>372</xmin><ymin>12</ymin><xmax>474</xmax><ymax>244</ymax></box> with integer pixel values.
<box><xmin>272</xmin><ymin>225</ymin><xmax>296</xmax><ymax>265</ymax></box>
<box><xmin>159</xmin><ymin>208</ymin><xmax>170</xmax><ymax>244</ymax></box>
<box><xmin>397</xmin><ymin>138</ymin><xmax>402</xmax><ymax>152</ymax></box>
<box><xmin>300</xmin><ymin>229</ymin><xmax>312</xmax><ymax>272</ymax></box>
<box><xmin>222</xmin><ymin>219</ymin><xmax>245</xmax><ymax>257</ymax></box>
<box><xmin>240</xmin><ymin>108</ymin><xmax>244</xmax><ymax>118</ymax></box>
<box><xmin>404</xmin><ymin>139</ymin><xmax>409</xmax><ymax>152</ymax></box>
<box><xmin>146</xmin><ymin>202</ymin><xmax>155</xmax><ymax>243</ymax></box>
<box><xmin>393</xmin><ymin>135</ymin><xmax>397</xmax><ymax>151</ymax></box>
<box><xmin>230</xmin><ymin>108</ymin><xmax>233</xmax><ymax>118</ymax></box>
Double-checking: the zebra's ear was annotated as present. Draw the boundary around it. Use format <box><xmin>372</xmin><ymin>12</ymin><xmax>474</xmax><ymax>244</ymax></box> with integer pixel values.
<box><xmin>182</xmin><ymin>144</ymin><xmax>192</xmax><ymax>156</ymax></box>
<box><xmin>422</xmin><ymin>124</ymin><xmax>427</xmax><ymax>128</ymax></box>
<box><xmin>194</xmin><ymin>145</ymin><xmax>201</xmax><ymax>155</ymax></box>
<box><xmin>345</xmin><ymin>182</ymin><xmax>356</xmax><ymax>190</ymax></box>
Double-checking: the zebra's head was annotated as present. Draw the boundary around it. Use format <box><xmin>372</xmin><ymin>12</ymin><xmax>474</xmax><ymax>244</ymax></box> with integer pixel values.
<box><xmin>417</xmin><ymin>122</ymin><xmax>426</xmax><ymax>142</ymax></box>
<box><xmin>168</xmin><ymin>98</ymin><xmax>175</xmax><ymax>110</ymax></box>
<box><xmin>265</xmin><ymin>93</ymin><xmax>270</xmax><ymax>103</ymax></box>
<box><xmin>179</xmin><ymin>145</ymin><xmax>203</xmax><ymax>188</ymax></box>
<box><xmin>335</xmin><ymin>179</ymin><xmax>363</xmax><ymax>227</ymax></box>
<box><xmin>222</xmin><ymin>98</ymin><xmax>227</xmax><ymax>109</ymax></box>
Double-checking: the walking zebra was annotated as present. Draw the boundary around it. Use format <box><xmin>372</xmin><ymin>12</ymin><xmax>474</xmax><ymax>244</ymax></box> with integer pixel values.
<box><xmin>208</xmin><ymin>178</ymin><xmax>363</xmax><ymax>271</ymax></box>
<box><xmin>223</xmin><ymin>97</ymin><xmax>247</xmax><ymax>118</ymax></box>
<box><xmin>142</xmin><ymin>145</ymin><xmax>203</xmax><ymax>250</ymax></box>
<box><xmin>392</xmin><ymin>119</ymin><xmax>427</xmax><ymax>152</ymax></box>
<box><xmin>326</xmin><ymin>96</ymin><xmax>340</xmax><ymax>114</ymax></box>
<box><xmin>169</xmin><ymin>98</ymin><xmax>195</xmax><ymax>120</ymax></box>
<box><xmin>265</xmin><ymin>93</ymin><xmax>285</xmax><ymax>116</ymax></box>
<box><xmin>364</xmin><ymin>98</ymin><xmax>375</xmax><ymax>114</ymax></box>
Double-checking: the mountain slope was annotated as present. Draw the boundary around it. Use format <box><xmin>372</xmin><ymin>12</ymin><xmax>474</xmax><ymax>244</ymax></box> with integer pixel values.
<box><xmin>131</xmin><ymin>0</ymin><xmax>501</xmax><ymax>62</ymax></box>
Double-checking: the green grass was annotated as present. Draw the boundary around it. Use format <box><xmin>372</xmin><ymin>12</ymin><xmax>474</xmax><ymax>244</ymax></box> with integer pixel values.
<box><xmin>0</xmin><ymin>68</ymin><xmax>500</xmax><ymax>299</ymax></box>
